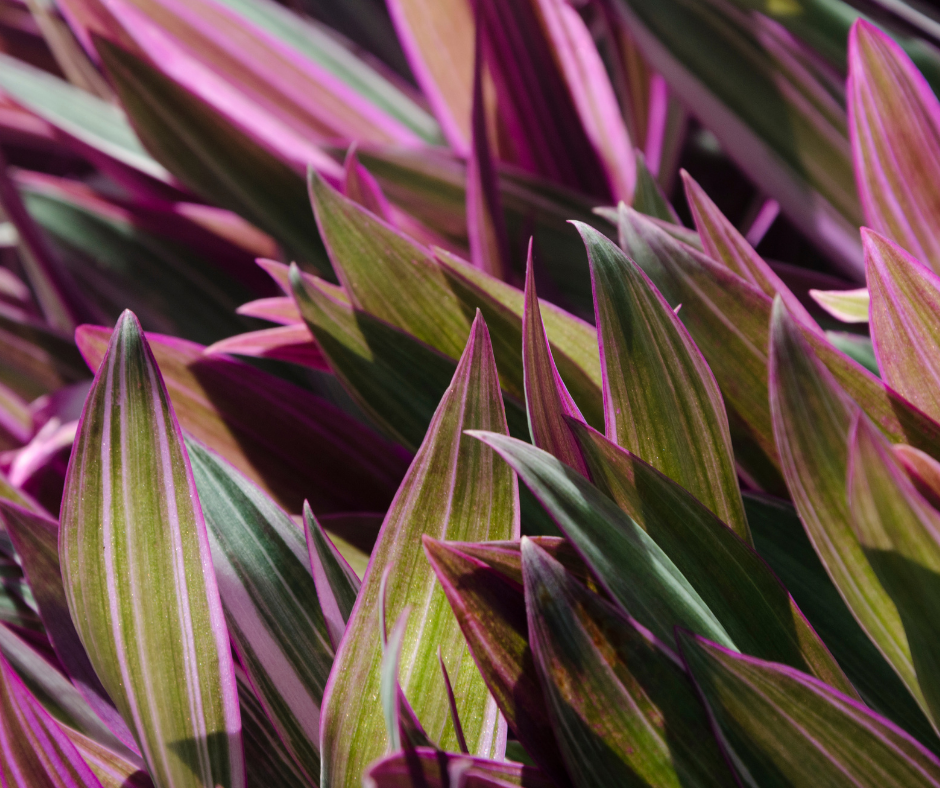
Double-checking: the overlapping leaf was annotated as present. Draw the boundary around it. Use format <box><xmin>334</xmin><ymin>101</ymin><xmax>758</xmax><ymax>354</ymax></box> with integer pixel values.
<box><xmin>59</xmin><ymin>311</ymin><xmax>243</xmax><ymax>788</ymax></box>
<box><xmin>320</xmin><ymin>315</ymin><xmax>517</xmax><ymax>788</ymax></box>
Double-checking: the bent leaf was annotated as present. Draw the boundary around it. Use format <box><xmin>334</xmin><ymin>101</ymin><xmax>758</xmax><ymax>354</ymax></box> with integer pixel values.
<box><xmin>680</xmin><ymin>632</ymin><xmax>940</xmax><ymax>788</ymax></box>
<box><xmin>60</xmin><ymin>311</ymin><xmax>243</xmax><ymax>788</ymax></box>
<box><xmin>320</xmin><ymin>315</ymin><xmax>518</xmax><ymax>788</ymax></box>
<box><xmin>523</xmin><ymin>539</ymin><xmax>734</xmax><ymax>788</ymax></box>
<box><xmin>810</xmin><ymin>288</ymin><xmax>870</xmax><ymax>323</ymax></box>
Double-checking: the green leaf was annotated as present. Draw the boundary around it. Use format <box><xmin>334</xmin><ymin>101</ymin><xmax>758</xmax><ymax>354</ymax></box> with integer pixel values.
<box><xmin>768</xmin><ymin>298</ymin><xmax>921</xmax><ymax>715</ymax></box>
<box><xmin>577</xmin><ymin>222</ymin><xmax>749</xmax><ymax>541</ymax></box>
<box><xmin>680</xmin><ymin>632</ymin><xmax>940</xmax><ymax>788</ymax></box>
<box><xmin>522</xmin><ymin>538</ymin><xmax>735</xmax><ymax>788</ymax></box>
<box><xmin>469</xmin><ymin>432</ymin><xmax>734</xmax><ymax>650</ymax></box>
<box><xmin>187</xmin><ymin>438</ymin><xmax>334</xmax><ymax>784</ymax></box>
<box><xmin>422</xmin><ymin>537</ymin><xmax>568</xmax><ymax>780</ymax></box>
<box><xmin>810</xmin><ymin>288</ymin><xmax>870</xmax><ymax>323</ymax></box>
<box><xmin>65</xmin><ymin>728</ymin><xmax>154</xmax><ymax>788</ymax></box>
<box><xmin>320</xmin><ymin>314</ymin><xmax>518</xmax><ymax>788</ymax></box>
<box><xmin>95</xmin><ymin>39</ymin><xmax>330</xmax><ymax>273</ymax></box>
<box><xmin>570</xmin><ymin>421</ymin><xmax>857</xmax><ymax>696</ymax></box>
<box><xmin>745</xmin><ymin>492</ymin><xmax>940</xmax><ymax>753</ymax></box>
<box><xmin>632</xmin><ymin>152</ymin><xmax>679</xmax><ymax>223</ymax></box>
<box><xmin>59</xmin><ymin>311</ymin><xmax>243</xmax><ymax>788</ymax></box>
<box><xmin>848</xmin><ymin>414</ymin><xmax>940</xmax><ymax>731</ymax></box>
<box><xmin>865</xmin><ymin>229</ymin><xmax>940</xmax><ymax>424</ymax></box>
<box><xmin>303</xmin><ymin>501</ymin><xmax>360</xmax><ymax>650</ymax></box>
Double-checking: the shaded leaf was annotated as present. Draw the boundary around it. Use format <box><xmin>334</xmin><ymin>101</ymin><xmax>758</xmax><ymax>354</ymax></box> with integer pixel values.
<box><xmin>366</xmin><ymin>746</ymin><xmax>554</xmax><ymax>788</ymax></box>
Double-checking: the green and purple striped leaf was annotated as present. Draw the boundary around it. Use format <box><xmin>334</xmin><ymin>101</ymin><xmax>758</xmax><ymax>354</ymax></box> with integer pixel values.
<box><xmin>0</xmin><ymin>500</ymin><xmax>137</xmax><ymax>753</ymax></box>
<box><xmin>522</xmin><ymin>251</ymin><xmax>588</xmax><ymax>476</ymax></box>
<box><xmin>523</xmin><ymin>538</ymin><xmax>735</xmax><ymax>788</ymax></box>
<box><xmin>422</xmin><ymin>537</ymin><xmax>568</xmax><ymax>781</ymax></box>
<box><xmin>578</xmin><ymin>222</ymin><xmax>748</xmax><ymax>541</ymax></box>
<box><xmin>569</xmin><ymin>420</ymin><xmax>857</xmax><ymax>696</ymax></box>
<box><xmin>205</xmin><ymin>325</ymin><xmax>329</xmax><ymax>372</ymax></box>
<box><xmin>75</xmin><ymin>325</ymin><xmax>410</xmax><ymax>514</ymax></box>
<box><xmin>65</xmin><ymin>729</ymin><xmax>153</xmax><ymax>788</ymax></box>
<box><xmin>895</xmin><ymin>445</ymin><xmax>940</xmax><ymax>511</ymax></box>
<box><xmin>303</xmin><ymin>501</ymin><xmax>360</xmax><ymax>651</ymax></box>
<box><xmin>0</xmin><ymin>648</ymin><xmax>105</xmax><ymax>788</ymax></box>
<box><xmin>366</xmin><ymin>746</ymin><xmax>554</xmax><ymax>788</ymax></box>
<box><xmin>320</xmin><ymin>314</ymin><xmax>518</xmax><ymax>788</ymax></box>
<box><xmin>768</xmin><ymin>298</ymin><xmax>921</xmax><ymax>714</ymax></box>
<box><xmin>186</xmin><ymin>438</ymin><xmax>334</xmax><ymax>784</ymax></box>
<box><xmin>848</xmin><ymin>414</ymin><xmax>940</xmax><ymax>730</ymax></box>
<box><xmin>865</xmin><ymin>229</ymin><xmax>940</xmax><ymax>424</ymax></box>
<box><xmin>59</xmin><ymin>310</ymin><xmax>243</xmax><ymax>788</ymax></box>
<box><xmin>680</xmin><ymin>632</ymin><xmax>940</xmax><ymax>787</ymax></box>
<box><xmin>849</xmin><ymin>19</ymin><xmax>940</xmax><ymax>275</ymax></box>
<box><xmin>469</xmin><ymin>432</ymin><xmax>732</xmax><ymax>650</ymax></box>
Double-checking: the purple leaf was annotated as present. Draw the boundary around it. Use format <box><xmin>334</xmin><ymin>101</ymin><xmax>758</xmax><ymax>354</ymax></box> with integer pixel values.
<box><xmin>205</xmin><ymin>325</ymin><xmax>329</xmax><ymax>371</ymax></box>
<box><xmin>366</xmin><ymin>746</ymin><xmax>554</xmax><ymax>788</ymax></box>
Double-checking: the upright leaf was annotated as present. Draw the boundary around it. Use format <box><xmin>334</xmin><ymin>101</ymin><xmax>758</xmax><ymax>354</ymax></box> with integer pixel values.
<box><xmin>59</xmin><ymin>311</ymin><xmax>243</xmax><ymax>788</ymax></box>
<box><xmin>865</xmin><ymin>229</ymin><xmax>940</xmax><ymax>424</ymax></box>
<box><xmin>0</xmin><ymin>649</ymin><xmax>105</xmax><ymax>788</ymax></box>
<box><xmin>0</xmin><ymin>500</ymin><xmax>137</xmax><ymax>753</ymax></box>
<box><xmin>187</xmin><ymin>439</ymin><xmax>334</xmax><ymax>784</ymax></box>
<box><xmin>768</xmin><ymin>298</ymin><xmax>918</xmax><ymax>711</ymax></box>
<box><xmin>422</xmin><ymin>537</ymin><xmax>568</xmax><ymax>781</ymax></box>
<box><xmin>569</xmin><ymin>421</ymin><xmax>856</xmax><ymax>696</ymax></box>
<box><xmin>522</xmin><ymin>252</ymin><xmax>588</xmax><ymax>475</ymax></box>
<box><xmin>849</xmin><ymin>20</ymin><xmax>940</xmax><ymax>275</ymax></box>
<box><xmin>578</xmin><ymin>222</ymin><xmax>748</xmax><ymax>541</ymax></box>
<box><xmin>303</xmin><ymin>501</ymin><xmax>360</xmax><ymax>651</ymax></box>
<box><xmin>523</xmin><ymin>539</ymin><xmax>735</xmax><ymax>788</ymax></box>
<box><xmin>848</xmin><ymin>415</ymin><xmax>940</xmax><ymax>730</ymax></box>
<box><xmin>470</xmin><ymin>432</ymin><xmax>733</xmax><ymax>650</ymax></box>
<box><xmin>320</xmin><ymin>315</ymin><xmax>518</xmax><ymax>788</ymax></box>
<box><xmin>680</xmin><ymin>632</ymin><xmax>940</xmax><ymax>788</ymax></box>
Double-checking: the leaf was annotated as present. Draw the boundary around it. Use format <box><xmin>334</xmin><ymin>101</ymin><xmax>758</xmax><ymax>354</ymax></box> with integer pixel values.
<box><xmin>320</xmin><ymin>314</ymin><xmax>518</xmax><ymax>788</ymax></box>
<box><xmin>744</xmin><ymin>493</ymin><xmax>940</xmax><ymax>753</ymax></box>
<box><xmin>343</xmin><ymin>146</ymin><xmax>393</xmax><ymax>221</ymax></box>
<box><xmin>768</xmin><ymin>298</ymin><xmax>920</xmax><ymax>713</ymax></box>
<box><xmin>849</xmin><ymin>19</ymin><xmax>940</xmax><ymax>275</ymax></box>
<box><xmin>521</xmin><ymin>252</ymin><xmax>588</xmax><ymax>476</ymax></box>
<box><xmin>469</xmin><ymin>432</ymin><xmax>733</xmax><ymax>650</ymax></box>
<box><xmin>865</xmin><ymin>229</ymin><xmax>940</xmax><ymax>423</ymax></box>
<box><xmin>303</xmin><ymin>501</ymin><xmax>360</xmax><ymax>651</ymax></box>
<box><xmin>809</xmin><ymin>288</ymin><xmax>870</xmax><ymax>323</ymax></box>
<box><xmin>205</xmin><ymin>325</ymin><xmax>329</xmax><ymax>371</ymax></box>
<box><xmin>385</xmin><ymin>0</ymin><xmax>474</xmax><ymax>152</ymax></box>
<box><xmin>577</xmin><ymin>221</ymin><xmax>749</xmax><ymax>541</ymax></box>
<box><xmin>0</xmin><ymin>648</ymin><xmax>106</xmax><ymax>787</ymax></box>
<box><xmin>65</xmin><ymin>728</ymin><xmax>153</xmax><ymax>788</ymax></box>
<box><xmin>569</xmin><ymin>421</ymin><xmax>857</xmax><ymax>696</ymax></box>
<box><xmin>826</xmin><ymin>331</ymin><xmax>880</xmax><ymax>377</ymax></box>
<box><xmin>848</xmin><ymin>414</ymin><xmax>940</xmax><ymax>730</ymax></box>
<box><xmin>0</xmin><ymin>500</ymin><xmax>137</xmax><ymax>754</ymax></box>
<box><xmin>522</xmin><ymin>538</ymin><xmax>735</xmax><ymax>788</ymax></box>
<box><xmin>95</xmin><ymin>39</ymin><xmax>330</xmax><ymax>272</ymax></box>
<box><xmin>186</xmin><ymin>438</ymin><xmax>334</xmax><ymax>784</ymax></box>
<box><xmin>235</xmin><ymin>668</ymin><xmax>312</xmax><ymax>788</ymax></box>
<box><xmin>366</xmin><ymin>747</ymin><xmax>554</xmax><ymax>788</ymax></box>
<box><xmin>422</xmin><ymin>537</ymin><xmax>568</xmax><ymax>780</ymax></box>
<box><xmin>632</xmin><ymin>151</ymin><xmax>677</xmax><ymax>222</ymax></box>
<box><xmin>75</xmin><ymin>324</ymin><xmax>410</xmax><ymax>514</ymax></box>
<box><xmin>59</xmin><ymin>311</ymin><xmax>243</xmax><ymax>788</ymax></box>
<box><xmin>895</xmin><ymin>445</ymin><xmax>940</xmax><ymax>511</ymax></box>
<box><xmin>679</xmin><ymin>632</ymin><xmax>940</xmax><ymax>788</ymax></box>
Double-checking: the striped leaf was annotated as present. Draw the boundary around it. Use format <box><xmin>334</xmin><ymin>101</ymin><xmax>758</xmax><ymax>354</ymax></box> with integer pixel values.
<box><xmin>0</xmin><ymin>500</ymin><xmax>137</xmax><ymax>753</ymax></box>
<box><xmin>320</xmin><ymin>314</ymin><xmax>518</xmax><ymax>788</ymax></box>
<box><xmin>59</xmin><ymin>311</ymin><xmax>243</xmax><ymax>788</ymax></box>
<box><xmin>809</xmin><ymin>288</ymin><xmax>871</xmax><ymax>324</ymax></box>
<box><xmin>523</xmin><ymin>538</ymin><xmax>735</xmax><ymax>788</ymax></box>
<box><xmin>470</xmin><ymin>432</ymin><xmax>733</xmax><ymax>650</ymax></box>
<box><xmin>186</xmin><ymin>438</ymin><xmax>334</xmax><ymax>785</ymax></box>
<box><xmin>65</xmin><ymin>729</ymin><xmax>153</xmax><ymax>788</ymax></box>
<box><xmin>865</xmin><ymin>229</ymin><xmax>940</xmax><ymax>424</ymax></box>
<box><xmin>578</xmin><ymin>222</ymin><xmax>749</xmax><ymax>541</ymax></box>
<box><xmin>680</xmin><ymin>632</ymin><xmax>940</xmax><ymax>788</ymax></box>
<box><xmin>366</xmin><ymin>747</ymin><xmax>554</xmax><ymax>788</ymax></box>
<box><xmin>849</xmin><ymin>19</ymin><xmax>940</xmax><ymax>275</ymax></box>
<box><xmin>768</xmin><ymin>298</ymin><xmax>921</xmax><ymax>717</ymax></box>
<box><xmin>303</xmin><ymin>501</ymin><xmax>360</xmax><ymax>651</ymax></box>
<box><xmin>0</xmin><ymin>648</ymin><xmax>104</xmax><ymax>787</ymax></box>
